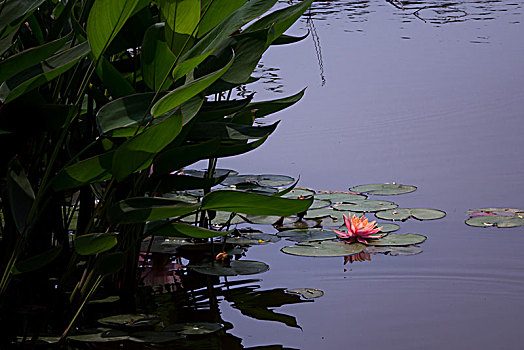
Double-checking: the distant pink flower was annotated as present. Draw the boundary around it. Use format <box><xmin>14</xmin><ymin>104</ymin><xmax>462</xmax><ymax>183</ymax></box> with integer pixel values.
<box><xmin>333</xmin><ymin>214</ymin><xmax>386</xmax><ymax>244</ymax></box>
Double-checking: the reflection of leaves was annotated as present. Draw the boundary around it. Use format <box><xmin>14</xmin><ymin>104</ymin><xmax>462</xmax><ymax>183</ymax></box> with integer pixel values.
<box><xmin>224</xmin><ymin>287</ymin><xmax>312</xmax><ymax>329</ymax></box>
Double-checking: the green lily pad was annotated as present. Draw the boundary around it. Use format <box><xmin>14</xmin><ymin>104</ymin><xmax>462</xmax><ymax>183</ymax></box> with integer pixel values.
<box><xmin>241</xmin><ymin>214</ymin><xmax>282</xmax><ymax>225</ymax></box>
<box><xmin>309</xmin><ymin>199</ymin><xmax>332</xmax><ymax>210</ymax></box>
<box><xmin>277</xmin><ymin>229</ymin><xmax>336</xmax><ymax>242</ymax></box>
<box><xmin>68</xmin><ymin>328</ymin><xmax>130</xmax><ymax>343</ymax></box>
<box><xmin>365</xmin><ymin>245</ymin><xmax>423</xmax><ymax>256</ymax></box>
<box><xmin>179</xmin><ymin>168</ymin><xmax>238</xmax><ymax>178</ymax></box>
<box><xmin>350</xmin><ymin>183</ymin><xmax>417</xmax><ymax>195</ymax></box>
<box><xmin>281</xmin><ymin>188</ymin><xmax>315</xmax><ymax>199</ymax></box>
<box><xmin>276</xmin><ymin>217</ymin><xmax>320</xmax><ymax>230</ymax></box>
<box><xmin>286</xmin><ymin>288</ymin><xmax>324</xmax><ymax>299</ymax></box>
<box><xmin>366</xmin><ymin>233</ymin><xmax>427</xmax><ymax>246</ymax></box>
<box><xmin>465</xmin><ymin>216</ymin><xmax>524</xmax><ymax>228</ymax></box>
<box><xmin>375</xmin><ymin>208</ymin><xmax>446</xmax><ymax>221</ymax></box>
<box><xmin>314</xmin><ymin>191</ymin><xmax>367</xmax><ymax>202</ymax></box>
<box><xmin>333</xmin><ymin>200</ymin><xmax>398</xmax><ymax>213</ymax></box>
<box><xmin>98</xmin><ymin>314</ymin><xmax>160</xmax><ymax>329</ymax></box>
<box><xmin>304</xmin><ymin>208</ymin><xmax>346</xmax><ymax>220</ymax></box>
<box><xmin>130</xmin><ymin>331</ymin><xmax>185</xmax><ymax>343</ymax></box>
<box><xmin>281</xmin><ymin>241</ymin><xmax>366</xmax><ymax>257</ymax></box>
<box><xmin>466</xmin><ymin>208</ymin><xmax>524</xmax><ymax>217</ymax></box>
<box><xmin>163</xmin><ymin>322</ymin><xmax>223</xmax><ymax>335</ymax></box>
<box><xmin>89</xmin><ymin>296</ymin><xmax>120</xmax><ymax>305</ymax></box>
<box><xmin>190</xmin><ymin>260</ymin><xmax>269</xmax><ymax>276</ymax></box>
<box><xmin>257</xmin><ymin>174</ymin><xmax>295</xmax><ymax>187</ymax></box>
<box><xmin>225</xmin><ymin>233</ymin><xmax>280</xmax><ymax>245</ymax></box>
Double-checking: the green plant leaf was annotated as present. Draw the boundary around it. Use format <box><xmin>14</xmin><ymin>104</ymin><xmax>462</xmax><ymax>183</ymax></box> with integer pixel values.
<box><xmin>277</xmin><ymin>229</ymin><xmax>336</xmax><ymax>243</ymax></box>
<box><xmin>12</xmin><ymin>246</ymin><xmax>62</xmax><ymax>275</ymax></box>
<box><xmin>141</xmin><ymin>23</ymin><xmax>176</xmax><ymax>90</ymax></box>
<box><xmin>87</xmin><ymin>0</ymin><xmax>141</xmax><ymax>59</ymax></box>
<box><xmin>350</xmin><ymin>183</ymin><xmax>417</xmax><ymax>195</ymax></box>
<box><xmin>107</xmin><ymin>197</ymin><xmax>199</xmax><ymax>224</ymax></box>
<box><xmin>188</xmin><ymin>121</ymin><xmax>278</xmax><ymax>140</ymax></box>
<box><xmin>201</xmin><ymin>190</ymin><xmax>313</xmax><ymax>216</ymax></box>
<box><xmin>53</xmin><ymin>151</ymin><xmax>114</xmax><ymax>191</ymax></box>
<box><xmin>151</xmin><ymin>51</ymin><xmax>234</xmax><ymax>117</ymax></box>
<box><xmin>74</xmin><ymin>233</ymin><xmax>118</xmax><ymax>255</ymax></box>
<box><xmin>272</xmin><ymin>32</ymin><xmax>309</xmax><ymax>45</ymax></box>
<box><xmin>172</xmin><ymin>49</ymin><xmax>214</xmax><ymax>82</ymax></box>
<box><xmin>232</xmin><ymin>88</ymin><xmax>305</xmax><ymax>120</ymax></box>
<box><xmin>365</xmin><ymin>245</ymin><xmax>423</xmax><ymax>256</ymax></box>
<box><xmin>0</xmin><ymin>0</ymin><xmax>45</xmax><ymax>40</ymax></box>
<box><xmin>286</xmin><ymin>288</ymin><xmax>323</xmax><ymax>299</ymax></box>
<box><xmin>281</xmin><ymin>241</ymin><xmax>366</xmax><ymax>257</ymax></box>
<box><xmin>95</xmin><ymin>252</ymin><xmax>124</xmax><ymax>275</ymax></box>
<box><xmin>225</xmin><ymin>233</ymin><xmax>280</xmax><ymax>245</ymax></box>
<box><xmin>95</xmin><ymin>56</ymin><xmax>135</xmax><ymax>98</ymax></box>
<box><xmin>375</xmin><ymin>208</ymin><xmax>446</xmax><ymax>221</ymax></box>
<box><xmin>314</xmin><ymin>191</ymin><xmax>367</xmax><ymax>202</ymax></box>
<box><xmin>98</xmin><ymin>314</ymin><xmax>161</xmax><ymax>328</ymax></box>
<box><xmin>7</xmin><ymin>159</ymin><xmax>35</xmax><ymax>233</ymax></box>
<box><xmin>190</xmin><ymin>260</ymin><xmax>269</xmax><ymax>276</ymax></box>
<box><xmin>163</xmin><ymin>322</ymin><xmax>223</xmax><ymax>335</ymax></box>
<box><xmin>366</xmin><ymin>233</ymin><xmax>427</xmax><ymax>246</ymax></box>
<box><xmin>154</xmin><ymin>173</ymin><xmax>228</xmax><ymax>192</ymax></box>
<box><xmin>0</xmin><ymin>33</ymin><xmax>71</xmax><ymax>82</ymax></box>
<box><xmin>197</xmin><ymin>0</ymin><xmax>247</xmax><ymax>38</ymax></box>
<box><xmin>0</xmin><ymin>41</ymin><xmax>90</xmax><ymax>103</ymax></box>
<box><xmin>112</xmin><ymin>112</ymin><xmax>183</xmax><ymax>181</ymax></box>
<box><xmin>213</xmin><ymin>133</ymin><xmax>270</xmax><ymax>158</ymax></box>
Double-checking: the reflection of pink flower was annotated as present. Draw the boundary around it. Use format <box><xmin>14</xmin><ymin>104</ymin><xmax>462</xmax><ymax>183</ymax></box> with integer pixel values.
<box><xmin>333</xmin><ymin>214</ymin><xmax>385</xmax><ymax>244</ymax></box>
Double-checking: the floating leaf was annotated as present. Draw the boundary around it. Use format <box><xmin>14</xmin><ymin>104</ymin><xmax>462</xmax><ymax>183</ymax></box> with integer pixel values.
<box><xmin>333</xmin><ymin>200</ymin><xmax>397</xmax><ymax>213</ymax></box>
<box><xmin>190</xmin><ymin>260</ymin><xmax>269</xmax><ymax>276</ymax></box>
<box><xmin>465</xmin><ymin>216</ymin><xmax>524</xmax><ymax>228</ymax></box>
<box><xmin>309</xmin><ymin>199</ymin><xmax>331</xmax><ymax>210</ymax></box>
<box><xmin>314</xmin><ymin>191</ymin><xmax>367</xmax><ymax>202</ymax></box>
<box><xmin>89</xmin><ymin>296</ymin><xmax>120</xmax><ymax>305</ymax></box>
<box><xmin>337</xmin><ymin>222</ymin><xmax>400</xmax><ymax>233</ymax></box>
<box><xmin>366</xmin><ymin>233</ymin><xmax>427</xmax><ymax>246</ymax></box>
<box><xmin>130</xmin><ymin>331</ymin><xmax>184</xmax><ymax>343</ymax></box>
<box><xmin>277</xmin><ymin>229</ymin><xmax>336</xmax><ymax>243</ymax></box>
<box><xmin>304</xmin><ymin>208</ymin><xmax>346</xmax><ymax>220</ymax></box>
<box><xmin>241</xmin><ymin>214</ymin><xmax>282</xmax><ymax>225</ymax></box>
<box><xmin>276</xmin><ymin>217</ymin><xmax>320</xmax><ymax>230</ymax></box>
<box><xmin>163</xmin><ymin>322</ymin><xmax>223</xmax><ymax>335</ymax></box>
<box><xmin>466</xmin><ymin>208</ymin><xmax>524</xmax><ymax>217</ymax></box>
<box><xmin>375</xmin><ymin>208</ymin><xmax>446</xmax><ymax>221</ymax></box>
<box><xmin>68</xmin><ymin>328</ymin><xmax>129</xmax><ymax>343</ymax></box>
<box><xmin>225</xmin><ymin>233</ymin><xmax>280</xmax><ymax>245</ymax></box>
<box><xmin>281</xmin><ymin>188</ymin><xmax>315</xmax><ymax>199</ymax></box>
<box><xmin>365</xmin><ymin>245</ymin><xmax>423</xmax><ymax>256</ymax></box>
<box><xmin>98</xmin><ymin>314</ymin><xmax>161</xmax><ymax>329</ymax></box>
<box><xmin>350</xmin><ymin>183</ymin><xmax>417</xmax><ymax>195</ymax></box>
<box><xmin>286</xmin><ymin>288</ymin><xmax>324</xmax><ymax>299</ymax></box>
<box><xmin>281</xmin><ymin>241</ymin><xmax>366</xmax><ymax>257</ymax></box>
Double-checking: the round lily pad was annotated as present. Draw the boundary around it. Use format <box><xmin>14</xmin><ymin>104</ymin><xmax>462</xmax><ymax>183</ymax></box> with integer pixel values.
<box><xmin>366</xmin><ymin>233</ymin><xmax>427</xmax><ymax>246</ymax></box>
<box><xmin>257</xmin><ymin>174</ymin><xmax>295</xmax><ymax>187</ymax></box>
<box><xmin>365</xmin><ymin>245</ymin><xmax>423</xmax><ymax>256</ymax></box>
<box><xmin>333</xmin><ymin>200</ymin><xmax>398</xmax><ymax>212</ymax></box>
<box><xmin>375</xmin><ymin>208</ymin><xmax>446</xmax><ymax>221</ymax></box>
<box><xmin>241</xmin><ymin>214</ymin><xmax>282</xmax><ymax>225</ymax></box>
<box><xmin>276</xmin><ymin>217</ymin><xmax>320</xmax><ymax>230</ymax></box>
<box><xmin>130</xmin><ymin>331</ymin><xmax>185</xmax><ymax>343</ymax></box>
<box><xmin>281</xmin><ymin>241</ymin><xmax>366</xmax><ymax>257</ymax></box>
<box><xmin>466</xmin><ymin>208</ymin><xmax>524</xmax><ymax>217</ymax></box>
<box><xmin>350</xmin><ymin>183</ymin><xmax>417</xmax><ymax>195</ymax></box>
<box><xmin>277</xmin><ymin>229</ymin><xmax>336</xmax><ymax>243</ymax></box>
<box><xmin>68</xmin><ymin>328</ymin><xmax>130</xmax><ymax>343</ymax></box>
<box><xmin>190</xmin><ymin>260</ymin><xmax>269</xmax><ymax>276</ymax></box>
<box><xmin>225</xmin><ymin>233</ymin><xmax>280</xmax><ymax>245</ymax></box>
<box><xmin>179</xmin><ymin>168</ymin><xmax>238</xmax><ymax>178</ymax></box>
<box><xmin>286</xmin><ymin>288</ymin><xmax>324</xmax><ymax>299</ymax></box>
<box><xmin>163</xmin><ymin>322</ymin><xmax>223</xmax><ymax>335</ymax></box>
<box><xmin>281</xmin><ymin>188</ymin><xmax>315</xmax><ymax>199</ymax></box>
<box><xmin>314</xmin><ymin>191</ymin><xmax>367</xmax><ymax>202</ymax></box>
<box><xmin>98</xmin><ymin>314</ymin><xmax>160</xmax><ymax>329</ymax></box>
<box><xmin>465</xmin><ymin>216</ymin><xmax>524</xmax><ymax>228</ymax></box>
<box><xmin>304</xmin><ymin>208</ymin><xmax>346</xmax><ymax>220</ymax></box>
<box><xmin>309</xmin><ymin>199</ymin><xmax>332</xmax><ymax>210</ymax></box>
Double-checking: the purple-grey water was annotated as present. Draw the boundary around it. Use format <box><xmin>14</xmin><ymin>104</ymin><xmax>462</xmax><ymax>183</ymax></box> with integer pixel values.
<box><xmin>211</xmin><ymin>1</ymin><xmax>524</xmax><ymax>349</ymax></box>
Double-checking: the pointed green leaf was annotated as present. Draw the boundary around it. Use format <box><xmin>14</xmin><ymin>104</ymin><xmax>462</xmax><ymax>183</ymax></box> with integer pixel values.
<box><xmin>53</xmin><ymin>151</ymin><xmax>114</xmax><ymax>191</ymax></box>
<box><xmin>7</xmin><ymin>159</ymin><xmax>35</xmax><ymax>233</ymax></box>
<box><xmin>232</xmin><ymin>88</ymin><xmax>305</xmax><ymax>120</ymax></box>
<box><xmin>12</xmin><ymin>246</ymin><xmax>62</xmax><ymax>275</ymax></box>
<box><xmin>197</xmin><ymin>0</ymin><xmax>247</xmax><ymax>38</ymax></box>
<box><xmin>87</xmin><ymin>0</ymin><xmax>140</xmax><ymax>59</ymax></box>
<box><xmin>107</xmin><ymin>197</ymin><xmax>199</xmax><ymax>224</ymax></box>
<box><xmin>95</xmin><ymin>56</ymin><xmax>135</xmax><ymax>98</ymax></box>
<box><xmin>74</xmin><ymin>233</ymin><xmax>118</xmax><ymax>255</ymax></box>
<box><xmin>0</xmin><ymin>0</ymin><xmax>45</xmax><ymax>39</ymax></box>
<box><xmin>151</xmin><ymin>51</ymin><xmax>234</xmax><ymax>117</ymax></box>
<box><xmin>0</xmin><ymin>42</ymin><xmax>90</xmax><ymax>103</ymax></box>
<box><xmin>141</xmin><ymin>23</ymin><xmax>176</xmax><ymax>90</ymax></box>
<box><xmin>201</xmin><ymin>190</ymin><xmax>313</xmax><ymax>216</ymax></box>
<box><xmin>188</xmin><ymin>121</ymin><xmax>278</xmax><ymax>140</ymax></box>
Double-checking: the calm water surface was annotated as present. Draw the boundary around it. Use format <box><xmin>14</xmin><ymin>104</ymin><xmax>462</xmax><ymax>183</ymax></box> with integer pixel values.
<box><xmin>215</xmin><ymin>1</ymin><xmax>524</xmax><ymax>348</ymax></box>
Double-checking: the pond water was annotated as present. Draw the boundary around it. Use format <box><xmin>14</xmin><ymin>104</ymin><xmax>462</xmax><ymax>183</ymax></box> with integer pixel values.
<box><xmin>210</xmin><ymin>0</ymin><xmax>524</xmax><ymax>349</ymax></box>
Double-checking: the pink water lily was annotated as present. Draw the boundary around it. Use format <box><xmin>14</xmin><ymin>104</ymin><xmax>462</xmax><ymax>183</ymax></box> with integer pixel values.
<box><xmin>333</xmin><ymin>214</ymin><xmax>385</xmax><ymax>244</ymax></box>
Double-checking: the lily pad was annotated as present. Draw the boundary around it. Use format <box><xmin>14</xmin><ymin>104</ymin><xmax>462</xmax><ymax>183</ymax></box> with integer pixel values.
<box><xmin>190</xmin><ymin>260</ymin><xmax>269</xmax><ymax>276</ymax></box>
<box><xmin>89</xmin><ymin>296</ymin><xmax>120</xmax><ymax>305</ymax></box>
<box><xmin>276</xmin><ymin>217</ymin><xmax>320</xmax><ymax>230</ymax></box>
<box><xmin>277</xmin><ymin>229</ymin><xmax>336</xmax><ymax>243</ymax></box>
<box><xmin>309</xmin><ymin>199</ymin><xmax>332</xmax><ymax>210</ymax></box>
<box><xmin>98</xmin><ymin>314</ymin><xmax>161</xmax><ymax>329</ymax></box>
<box><xmin>333</xmin><ymin>200</ymin><xmax>398</xmax><ymax>213</ymax></box>
<box><xmin>365</xmin><ymin>245</ymin><xmax>423</xmax><ymax>256</ymax></box>
<box><xmin>163</xmin><ymin>322</ymin><xmax>223</xmax><ymax>335</ymax></box>
<box><xmin>68</xmin><ymin>328</ymin><xmax>130</xmax><ymax>343</ymax></box>
<box><xmin>304</xmin><ymin>208</ymin><xmax>346</xmax><ymax>220</ymax></box>
<box><xmin>241</xmin><ymin>214</ymin><xmax>282</xmax><ymax>225</ymax></box>
<box><xmin>286</xmin><ymin>288</ymin><xmax>324</xmax><ymax>299</ymax></box>
<box><xmin>350</xmin><ymin>183</ymin><xmax>417</xmax><ymax>195</ymax></box>
<box><xmin>178</xmin><ymin>168</ymin><xmax>238</xmax><ymax>178</ymax></box>
<box><xmin>366</xmin><ymin>233</ymin><xmax>427</xmax><ymax>246</ymax></box>
<box><xmin>466</xmin><ymin>208</ymin><xmax>524</xmax><ymax>217</ymax></box>
<box><xmin>375</xmin><ymin>208</ymin><xmax>446</xmax><ymax>221</ymax></box>
<box><xmin>225</xmin><ymin>233</ymin><xmax>280</xmax><ymax>245</ymax></box>
<box><xmin>281</xmin><ymin>188</ymin><xmax>315</xmax><ymax>199</ymax></box>
<box><xmin>257</xmin><ymin>174</ymin><xmax>295</xmax><ymax>187</ymax></box>
<box><xmin>314</xmin><ymin>191</ymin><xmax>367</xmax><ymax>202</ymax></box>
<box><xmin>130</xmin><ymin>331</ymin><xmax>184</xmax><ymax>343</ymax></box>
<box><xmin>281</xmin><ymin>241</ymin><xmax>366</xmax><ymax>257</ymax></box>
<box><xmin>337</xmin><ymin>222</ymin><xmax>400</xmax><ymax>233</ymax></box>
<box><xmin>465</xmin><ymin>215</ymin><xmax>524</xmax><ymax>228</ymax></box>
